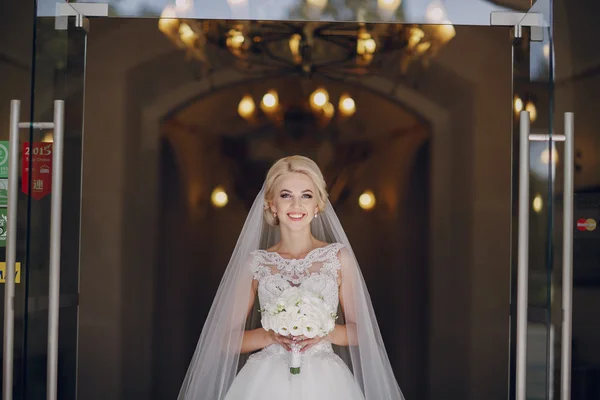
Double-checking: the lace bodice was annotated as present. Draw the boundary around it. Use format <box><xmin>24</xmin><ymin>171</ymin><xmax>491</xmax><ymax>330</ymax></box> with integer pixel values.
<box><xmin>250</xmin><ymin>243</ymin><xmax>344</xmax><ymax>312</ymax></box>
<box><xmin>247</xmin><ymin>243</ymin><xmax>344</xmax><ymax>362</ymax></box>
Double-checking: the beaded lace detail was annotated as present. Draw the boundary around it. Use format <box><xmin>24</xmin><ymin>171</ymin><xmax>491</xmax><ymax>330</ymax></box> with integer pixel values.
<box><xmin>247</xmin><ymin>243</ymin><xmax>344</xmax><ymax>362</ymax></box>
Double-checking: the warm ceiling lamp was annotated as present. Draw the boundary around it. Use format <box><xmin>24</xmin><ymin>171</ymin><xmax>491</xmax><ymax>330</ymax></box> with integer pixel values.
<box><xmin>358</xmin><ymin>190</ymin><xmax>376</xmax><ymax>211</ymax></box>
<box><xmin>211</xmin><ymin>186</ymin><xmax>229</xmax><ymax>208</ymax></box>
<box><xmin>514</xmin><ymin>96</ymin><xmax>524</xmax><ymax>114</ymax></box>
<box><xmin>532</xmin><ymin>193</ymin><xmax>543</xmax><ymax>213</ymax></box>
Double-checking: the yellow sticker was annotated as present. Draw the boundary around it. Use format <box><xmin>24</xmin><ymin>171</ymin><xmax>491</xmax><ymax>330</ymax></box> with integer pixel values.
<box><xmin>0</xmin><ymin>262</ymin><xmax>21</xmax><ymax>284</ymax></box>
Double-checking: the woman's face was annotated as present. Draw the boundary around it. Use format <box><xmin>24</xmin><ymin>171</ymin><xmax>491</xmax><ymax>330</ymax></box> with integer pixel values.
<box><xmin>270</xmin><ymin>172</ymin><xmax>319</xmax><ymax>231</ymax></box>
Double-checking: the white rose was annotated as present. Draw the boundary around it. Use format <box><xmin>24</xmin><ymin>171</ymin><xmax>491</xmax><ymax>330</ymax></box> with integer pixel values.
<box><xmin>302</xmin><ymin>324</ymin><xmax>318</xmax><ymax>339</ymax></box>
<box><xmin>277</xmin><ymin>325</ymin><xmax>290</xmax><ymax>336</ymax></box>
<box><xmin>289</xmin><ymin>322</ymin><xmax>303</xmax><ymax>337</ymax></box>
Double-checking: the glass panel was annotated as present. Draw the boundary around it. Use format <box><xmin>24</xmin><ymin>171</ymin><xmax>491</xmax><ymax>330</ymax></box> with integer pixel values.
<box><xmin>552</xmin><ymin>1</ymin><xmax>600</xmax><ymax>399</ymax></box>
<box><xmin>38</xmin><ymin>0</ymin><xmax>550</xmax><ymax>26</ymax></box>
<box><xmin>519</xmin><ymin>0</ymin><xmax>551</xmax><ymax>30</ymax></box>
<box><xmin>21</xmin><ymin>12</ymin><xmax>87</xmax><ymax>399</ymax></box>
<box><xmin>510</xmin><ymin>4</ymin><xmax>555</xmax><ymax>398</ymax></box>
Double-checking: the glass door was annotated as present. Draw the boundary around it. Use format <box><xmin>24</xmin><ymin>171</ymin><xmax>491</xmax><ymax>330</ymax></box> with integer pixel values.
<box><xmin>508</xmin><ymin>1</ymin><xmax>570</xmax><ymax>400</ymax></box>
<box><xmin>2</xmin><ymin>1</ymin><xmax>571</xmax><ymax>400</ymax></box>
<box><xmin>2</xmin><ymin>6</ymin><xmax>87</xmax><ymax>400</ymax></box>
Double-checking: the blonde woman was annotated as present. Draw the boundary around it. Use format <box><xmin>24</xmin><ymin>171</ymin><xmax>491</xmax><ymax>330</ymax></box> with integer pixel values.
<box><xmin>178</xmin><ymin>156</ymin><xmax>405</xmax><ymax>400</ymax></box>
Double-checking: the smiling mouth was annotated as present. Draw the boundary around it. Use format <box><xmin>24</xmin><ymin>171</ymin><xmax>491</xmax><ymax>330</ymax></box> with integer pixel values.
<box><xmin>287</xmin><ymin>213</ymin><xmax>306</xmax><ymax>222</ymax></box>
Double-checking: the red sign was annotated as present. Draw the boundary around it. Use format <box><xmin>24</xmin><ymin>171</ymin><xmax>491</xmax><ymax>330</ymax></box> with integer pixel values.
<box><xmin>22</xmin><ymin>142</ymin><xmax>53</xmax><ymax>200</ymax></box>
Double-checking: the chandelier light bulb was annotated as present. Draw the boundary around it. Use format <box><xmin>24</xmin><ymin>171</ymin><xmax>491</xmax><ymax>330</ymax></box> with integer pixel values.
<box><xmin>436</xmin><ymin>22</ymin><xmax>456</xmax><ymax>43</ymax></box>
<box><xmin>377</xmin><ymin>0</ymin><xmax>401</xmax><ymax>12</ymax></box>
<box><xmin>408</xmin><ymin>27</ymin><xmax>425</xmax><ymax>49</ymax></box>
<box><xmin>179</xmin><ymin>23</ymin><xmax>197</xmax><ymax>47</ymax></box>
<box><xmin>357</xmin><ymin>30</ymin><xmax>376</xmax><ymax>56</ymax></box>
<box><xmin>226</xmin><ymin>29</ymin><xmax>245</xmax><ymax>50</ymax></box>
<box><xmin>261</xmin><ymin>90</ymin><xmax>279</xmax><ymax>111</ymax></box>
<box><xmin>310</xmin><ymin>88</ymin><xmax>329</xmax><ymax>109</ymax></box>
<box><xmin>307</xmin><ymin>0</ymin><xmax>327</xmax><ymax>9</ymax></box>
<box><xmin>158</xmin><ymin>5</ymin><xmax>180</xmax><ymax>35</ymax></box>
<box><xmin>338</xmin><ymin>93</ymin><xmax>356</xmax><ymax>117</ymax></box>
<box><xmin>525</xmin><ymin>100</ymin><xmax>537</xmax><ymax>122</ymax></box>
<box><xmin>289</xmin><ymin>34</ymin><xmax>302</xmax><ymax>63</ymax></box>
<box><xmin>263</xmin><ymin>94</ymin><xmax>276</xmax><ymax>108</ymax></box>
<box><xmin>323</xmin><ymin>102</ymin><xmax>335</xmax><ymax>119</ymax></box>
<box><xmin>364</xmin><ymin>38</ymin><xmax>376</xmax><ymax>53</ymax></box>
<box><xmin>314</xmin><ymin>93</ymin><xmax>326</xmax><ymax>106</ymax></box>
<box><xmin>427</xmin><ymin>7</ymin><xmax>443</xmax><ymax>21</ymax></box>
<box><xmin>425</xmin><ymin>0</ymin><xmax>447</xmax><ymax>23</ymax></box>
<box><xmin>175</xmin><ymin>0</ymin><xmax>193</xmax><ymax>12</ymax></box>
<box><xmin>238</xmin><ymin>95</ymin><xmax>256</xmax><ymax>119</ymax></box>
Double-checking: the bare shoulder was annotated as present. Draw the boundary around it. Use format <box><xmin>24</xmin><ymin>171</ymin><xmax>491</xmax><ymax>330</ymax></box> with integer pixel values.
<box><xmin>333</xmin><ymin>243</ymin><xmax>349</xmax><ymax>259</ymax></box>
<box><xmin>315</xmin><ymin>240</ymin><xmax>330</xmax><ymax>249</ymax></box>
<box><xmin>265</xmin><ymin>244</ymin><xmax>277</xmax><ymax>253</ymax></box>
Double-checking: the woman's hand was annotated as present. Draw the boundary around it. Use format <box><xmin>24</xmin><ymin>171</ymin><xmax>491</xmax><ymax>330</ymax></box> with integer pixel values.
<box><xmin>267</xmin><ymin>330</ymin><xmax>294</xmax><ymax>352</ymax></box>
<box><xmin>298</xmin><ymin>335</ymin><xmax>329</xmax><ymax>353</ymax></box>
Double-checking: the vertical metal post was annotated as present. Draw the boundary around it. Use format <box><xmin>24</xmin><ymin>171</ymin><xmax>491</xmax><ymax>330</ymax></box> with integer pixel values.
<box><xmin>47</xmin><ymin>100</ymin><xmax>65</xmax><ymax>400</ymax></box>
<box><xmin>3</xmin><ymin>100</ymin><xmax>21</xmax><ymax>400</ymax></box>
<box><xmin>516</xmin><ymin>110</ymin><xmax>531</xmax><ymax>400</ymax></box>
<box><xmin>561</xmin><ymin>112</ymin><xmax>575</xmax><ymax>400</ymax></box>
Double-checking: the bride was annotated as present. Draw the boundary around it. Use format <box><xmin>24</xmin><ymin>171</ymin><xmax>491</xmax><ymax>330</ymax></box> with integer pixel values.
<box><xmin>177</xmin><ymin>156</ymin><xmax>405</xmax><ymax>400</ymax></box>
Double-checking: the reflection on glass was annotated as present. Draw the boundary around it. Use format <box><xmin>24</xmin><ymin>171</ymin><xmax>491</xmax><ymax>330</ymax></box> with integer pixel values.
<box><xmin>37</xmin><ymin>0</ymin><xmax>548</xmax><ymax>26</ymax></box>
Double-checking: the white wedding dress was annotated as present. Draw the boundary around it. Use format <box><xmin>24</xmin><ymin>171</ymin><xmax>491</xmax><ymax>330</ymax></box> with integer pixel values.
<box><xmin>223</xmin><ymin>243</ymin><xmax>366</xmax><ymax>400</ymax></box>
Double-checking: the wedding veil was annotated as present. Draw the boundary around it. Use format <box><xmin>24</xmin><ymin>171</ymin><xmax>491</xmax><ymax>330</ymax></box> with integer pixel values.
<box><xmin>177</xmin><ymin>185</ymin><xmax>405</xmax><ymax>400</ymax></box>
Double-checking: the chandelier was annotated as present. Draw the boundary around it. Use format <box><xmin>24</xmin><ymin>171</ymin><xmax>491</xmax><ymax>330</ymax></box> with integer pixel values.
<box><xmin>235</xmin><ymin>86</ymin><xmax>357</xmax><ymax>129</ymax></box>
<box><xmin>158</xmin><ymin>1</ymin><xmax>456</xmax><ymax>77</ymax></box>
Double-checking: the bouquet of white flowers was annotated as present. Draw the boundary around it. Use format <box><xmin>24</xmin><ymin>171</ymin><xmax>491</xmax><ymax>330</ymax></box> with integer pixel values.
<box><xmin>260</xmin><ymin>286</ymin><xmax>337</xmax><ymax>375</ymax></box>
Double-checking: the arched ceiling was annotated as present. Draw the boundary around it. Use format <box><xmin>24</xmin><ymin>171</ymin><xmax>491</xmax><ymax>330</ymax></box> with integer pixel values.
<box><xmin>162</xmin><ymin>71</ymin><xmax>427</xmax><ymax>208</ymax></box>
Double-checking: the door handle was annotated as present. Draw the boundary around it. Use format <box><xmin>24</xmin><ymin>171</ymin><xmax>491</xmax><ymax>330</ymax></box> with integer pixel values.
<box><xmin>561</xmin><ymin>112</ymin><xmax>574</xmax><ymax>400</ymax></box>
<box><xmin>516</xmin><ymin>110</ymin><xmax>531</xmax><ymax>400</ymax></box>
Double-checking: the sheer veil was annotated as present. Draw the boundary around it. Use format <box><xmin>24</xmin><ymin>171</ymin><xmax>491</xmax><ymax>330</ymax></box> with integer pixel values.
<box><xmin>177</xmin><ymin>185</ymin><xmax>405</xmax><ymax>400</ymax></box>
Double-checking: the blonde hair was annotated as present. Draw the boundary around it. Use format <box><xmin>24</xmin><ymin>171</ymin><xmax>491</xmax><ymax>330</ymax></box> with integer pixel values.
<box><xmin>263</xmin><ymin>156</ymin><xmax>328</xmax><ymax>226</ymax></box>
